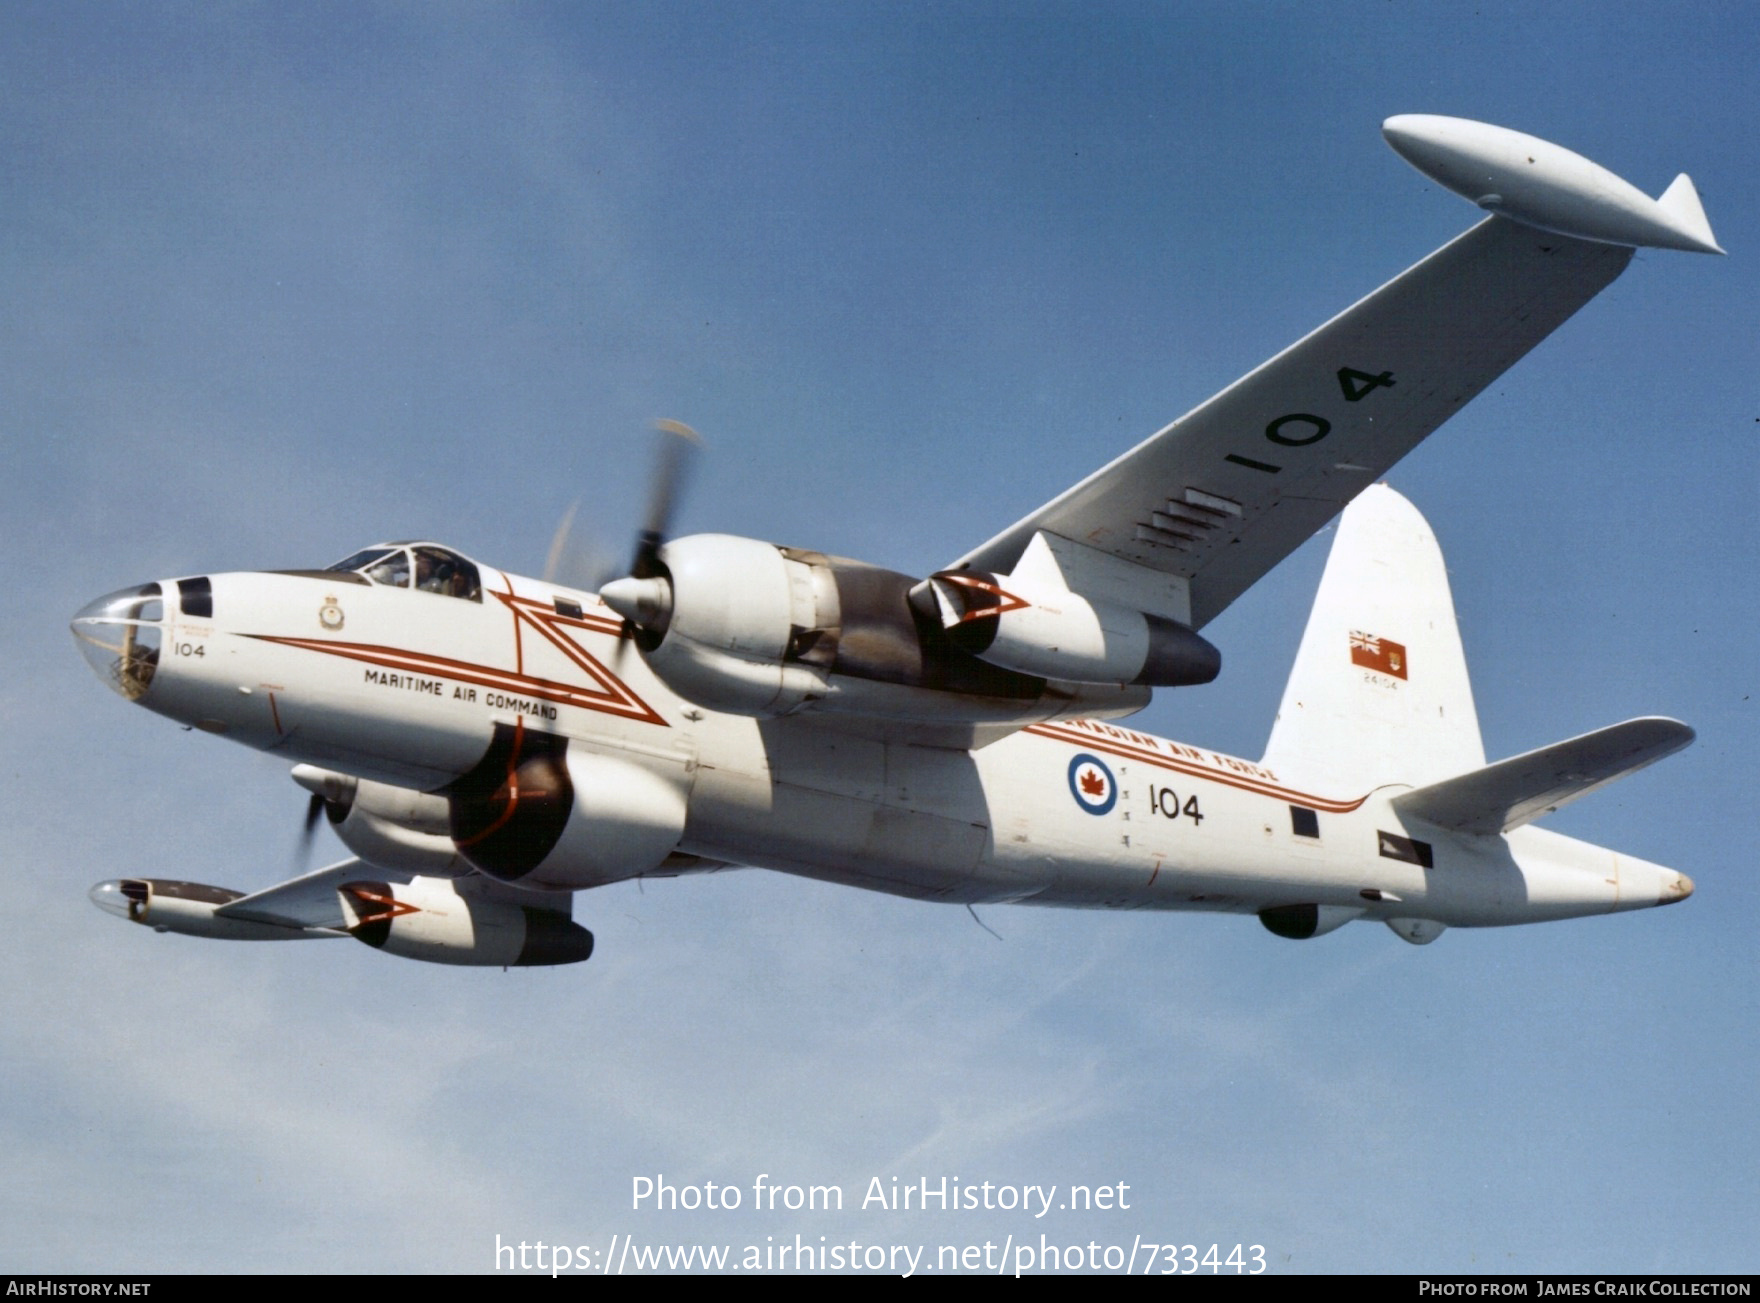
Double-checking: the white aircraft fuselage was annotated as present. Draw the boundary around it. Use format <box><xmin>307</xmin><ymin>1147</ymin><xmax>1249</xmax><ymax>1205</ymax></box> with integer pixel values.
<box><xmin>75</xmin><ymin>544</ymin><xmax>1689</xmax><ymax>947</ymax></box>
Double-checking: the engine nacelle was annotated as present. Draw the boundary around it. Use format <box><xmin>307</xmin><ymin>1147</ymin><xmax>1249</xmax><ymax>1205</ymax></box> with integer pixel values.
<box><xmin>446</xmin><ymin>724</ymin><xmax>689</xmax><ymax>889</ymax></box>
<box><xmin>630</xmin><ymin>534</ymin><xmax>836</xmax><ymax>715</ymax></box>
<box><xmin>293</xmin><ymin>764</ymin><xmax>464</xmax><ymax>875</ymax></box>
<box><xmin>338</xmin><ymin>875</ymin><xmax>593</xmax><ymax>967</ymax></box>
<box><xmin>926</xmin><ymin>571</ymin><xmax>1220</xmax><ymax>687</ymax></box>
<box><xmin>616</xmin><ymin>533</ymin><xmax>1149</xmax><ymax>724</ymax></box>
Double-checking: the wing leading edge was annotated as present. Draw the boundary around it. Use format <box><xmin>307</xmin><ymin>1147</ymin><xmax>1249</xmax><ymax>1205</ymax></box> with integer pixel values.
<box><xmin>952</xmin><ymin>216</ymin><xmax>1632</xmax><ymax>630</ymax></box>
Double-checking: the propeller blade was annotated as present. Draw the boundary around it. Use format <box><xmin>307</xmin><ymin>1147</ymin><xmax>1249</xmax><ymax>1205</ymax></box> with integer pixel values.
<box><xmin>631</xmin><ymin>420</ymin><xmax>701</xmax><ymax>579</ymax></box>
<box><xmin>295</xmin><ymin>790</ymin><xmax>325</xmax><ymax>871</ymax></box>
<box><xmin>542</xmin><ymin>499</ymin><xmax>579</xmax><ymax>584</ymax></box>
<box><xmin>542</xmin><ymin>500</ymin><xmax>622</xmax><ymax>592</ymax></box>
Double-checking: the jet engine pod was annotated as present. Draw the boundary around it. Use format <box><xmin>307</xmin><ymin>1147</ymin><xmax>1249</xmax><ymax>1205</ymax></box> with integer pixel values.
<box><xmin>928</xmin><ymin>571</ymin><xmax>1220</xmax><ymax>687</ymax></box>
<box><xmin>338</xmin><ymin>875</ymin><xmax>593</xmax><ymax>967</ymax></box>
<box><xmin>446</xmin><ymin>724</ymin><xmax>689</xmax><ymax>889</ymax></box>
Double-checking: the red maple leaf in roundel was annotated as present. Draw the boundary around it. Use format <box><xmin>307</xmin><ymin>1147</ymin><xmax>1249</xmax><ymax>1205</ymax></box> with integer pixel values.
<box><xmin>1079</xmin><ymin>768</ymin><xmax>1106</xmax><ymax>797</ymax></box>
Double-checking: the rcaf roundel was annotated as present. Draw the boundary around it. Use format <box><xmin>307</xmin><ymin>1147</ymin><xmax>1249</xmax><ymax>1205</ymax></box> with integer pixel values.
<box><xmin>1067</xmin><ymin>753</ymin><xmax>1118</xmax><ymax>816</ymax></box>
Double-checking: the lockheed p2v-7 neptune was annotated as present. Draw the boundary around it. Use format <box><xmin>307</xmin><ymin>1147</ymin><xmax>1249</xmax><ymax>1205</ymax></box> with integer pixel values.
<box><xmin>74</xmin><ymin>117</ymin><xmax>1720</xmax><ymax>965</ymax></box>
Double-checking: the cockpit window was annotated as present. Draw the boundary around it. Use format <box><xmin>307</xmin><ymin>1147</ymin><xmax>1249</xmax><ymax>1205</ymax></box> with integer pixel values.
<box><xmin>326</xmin><ymin>548</ymin><xmax>394</xmax><ymax>574</ymax></box>
<box><xmin>324</xmin><ymin>544</ymin><xmax>480</xmax><ymax>601</ymax></box>
<box><xmin>414</xmin><ymin>546</ymin><xmax>480</xmax><ymax>601</ymax></box>
<box><xmin>364</xmin><ymin>551</ymin><xmax>412</xmax><ymax>588</ymax></box>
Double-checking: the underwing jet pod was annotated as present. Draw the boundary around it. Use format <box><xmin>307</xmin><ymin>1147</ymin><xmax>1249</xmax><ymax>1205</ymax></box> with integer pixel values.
<box><xmin>73</xmin><ymin>117</ymin><xmax>1713</xmax><ymax>965</ymax></box>
<box><xmin>90</xmin><ymin>861</ymin><xmax>595</xmax><ymax>966</ymax></box>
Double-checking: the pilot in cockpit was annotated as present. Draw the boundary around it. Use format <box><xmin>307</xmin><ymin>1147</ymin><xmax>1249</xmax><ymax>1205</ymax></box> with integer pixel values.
<box><xmin>326</xmin><ymin>544</ymin><xmax>481</xmax><ymax>601</ymax></box>
<box><xmin>413</xmin><ymin>546</ymin><xmax>479</xmax><ymax>600</ymax></box>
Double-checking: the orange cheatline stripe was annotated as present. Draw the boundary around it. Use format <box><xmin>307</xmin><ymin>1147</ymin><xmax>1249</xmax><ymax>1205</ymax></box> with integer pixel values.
<box><xmin>500</xmin><ymin>573</ymin><xmax>523</xmax><ymax>674</ymax></box>
<box><xmin>246</xmin><ymin>633</ymin><xmax>669</xmax><ymax>727</ymax></box>
<box><xmin>1024</xmin><ymin>723</ymin><xmax>1369</xmax><ymax>813</ymax></box>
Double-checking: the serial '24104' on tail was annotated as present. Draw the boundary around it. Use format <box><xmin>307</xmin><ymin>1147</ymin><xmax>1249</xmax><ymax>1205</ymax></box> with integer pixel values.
<box><xmin>73</xmin><ymin>116</ymin><xmax>1716</xmax><ymax>966</ymax></box>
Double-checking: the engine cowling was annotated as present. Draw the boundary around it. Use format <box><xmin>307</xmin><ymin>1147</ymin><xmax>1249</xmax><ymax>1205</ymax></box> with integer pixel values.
<box><xmin>338</xmin><ymin>875</ymin><xmax>593</xmax><ymax>967</ymax></box>
<box><xmin>294</xmin><ymin>765</ymin><xmax>463</xmax><ymax>875</ymax></box>
<box><xmin>615</xmin><ymin>534</ymin><xmax>837</xmax><ymax>715</ymax></box>
<box><xmin>445</xmin><ymin>723</ymin><xmax>690</xmax><ymax>889</ymax></box>
<box><xmin>926</xmin><ymin>571</ymin><xmax>1220</xmax><ymax>687</ymax></box>
<box><xmin>602</xmin><ymin>533</ymin><xmax>1150</xmax><ymax>723</ymax></box>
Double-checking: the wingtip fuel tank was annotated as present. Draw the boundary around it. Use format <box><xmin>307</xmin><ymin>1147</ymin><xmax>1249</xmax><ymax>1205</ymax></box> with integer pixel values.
<box><xmin>1382</xmin><ymin>114</ymin><xmax>1723</xmax><ymax>255</ymax></box>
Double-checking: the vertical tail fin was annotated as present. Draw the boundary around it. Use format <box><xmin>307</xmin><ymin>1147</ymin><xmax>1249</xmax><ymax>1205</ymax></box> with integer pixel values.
<box><xmin>1260</xmin><ymin>484</ymin><xmax>1484</xmax><ymax>796</ymax></box>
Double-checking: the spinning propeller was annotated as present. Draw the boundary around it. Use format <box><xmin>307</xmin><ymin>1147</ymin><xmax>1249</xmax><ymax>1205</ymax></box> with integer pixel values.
<box><xmin>599</xmin><ymin>420</ymin><xmax>702</xmax><ymax>650</ymax></box>
<box><xmin>541</xmin><ymin>499</ymin><xmax>620</xmax><ymax>593</ymax></box>
<box><xmin>291</xmin><ymin>767</ymin><xmax>355</xmax><ymax>871</ymax></box>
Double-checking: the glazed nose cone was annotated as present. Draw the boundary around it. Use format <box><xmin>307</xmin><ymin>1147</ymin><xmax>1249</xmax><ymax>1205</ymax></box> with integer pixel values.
<box><xmin>72</xmin><ymin>583</ymin><xmax>166</xmax><ymax>701</ymax></box>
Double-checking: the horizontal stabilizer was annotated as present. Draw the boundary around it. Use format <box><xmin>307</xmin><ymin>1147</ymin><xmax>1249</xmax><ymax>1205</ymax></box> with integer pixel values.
<box><xmin>1391</xmin><ymin>717</ymin><xmax>1693</xmax><ymax>835</ymax></box>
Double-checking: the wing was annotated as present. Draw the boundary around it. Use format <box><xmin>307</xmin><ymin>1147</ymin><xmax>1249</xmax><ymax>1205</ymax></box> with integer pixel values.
<box><xmin>951</xmin><ymin>217</ymin><xmax>1632</xmax><ymax>629</ymax></box>
<box><xmin>213</xmin><ymin>858</ymin><xmax>551</xmax><ymax>930</ymax></box>
<box><xmin>214</xmin><ymin>857</ymin><xmax>384</xmax><ymax>930</ymax></box>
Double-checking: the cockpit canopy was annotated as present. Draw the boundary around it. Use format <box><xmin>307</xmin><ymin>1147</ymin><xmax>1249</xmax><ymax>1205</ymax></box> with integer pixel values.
<box><xmin>326</xmin><ymin>543</ymin><xmax>482</xmax><ymax>601</ymax></box>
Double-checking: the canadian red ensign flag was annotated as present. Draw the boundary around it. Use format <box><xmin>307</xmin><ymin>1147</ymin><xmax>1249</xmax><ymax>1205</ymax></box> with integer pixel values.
<box><xmin>1349</xmin><ymin>631</ymin><xmax>1408</xmax><ymax>680</ymax></box>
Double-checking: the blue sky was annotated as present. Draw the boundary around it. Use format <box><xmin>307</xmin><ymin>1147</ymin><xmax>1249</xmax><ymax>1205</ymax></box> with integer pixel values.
<box><xmin>3</xmin><ymin>1</ymin><xmax>1754</xmax><ymax>1274</ymax></box>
